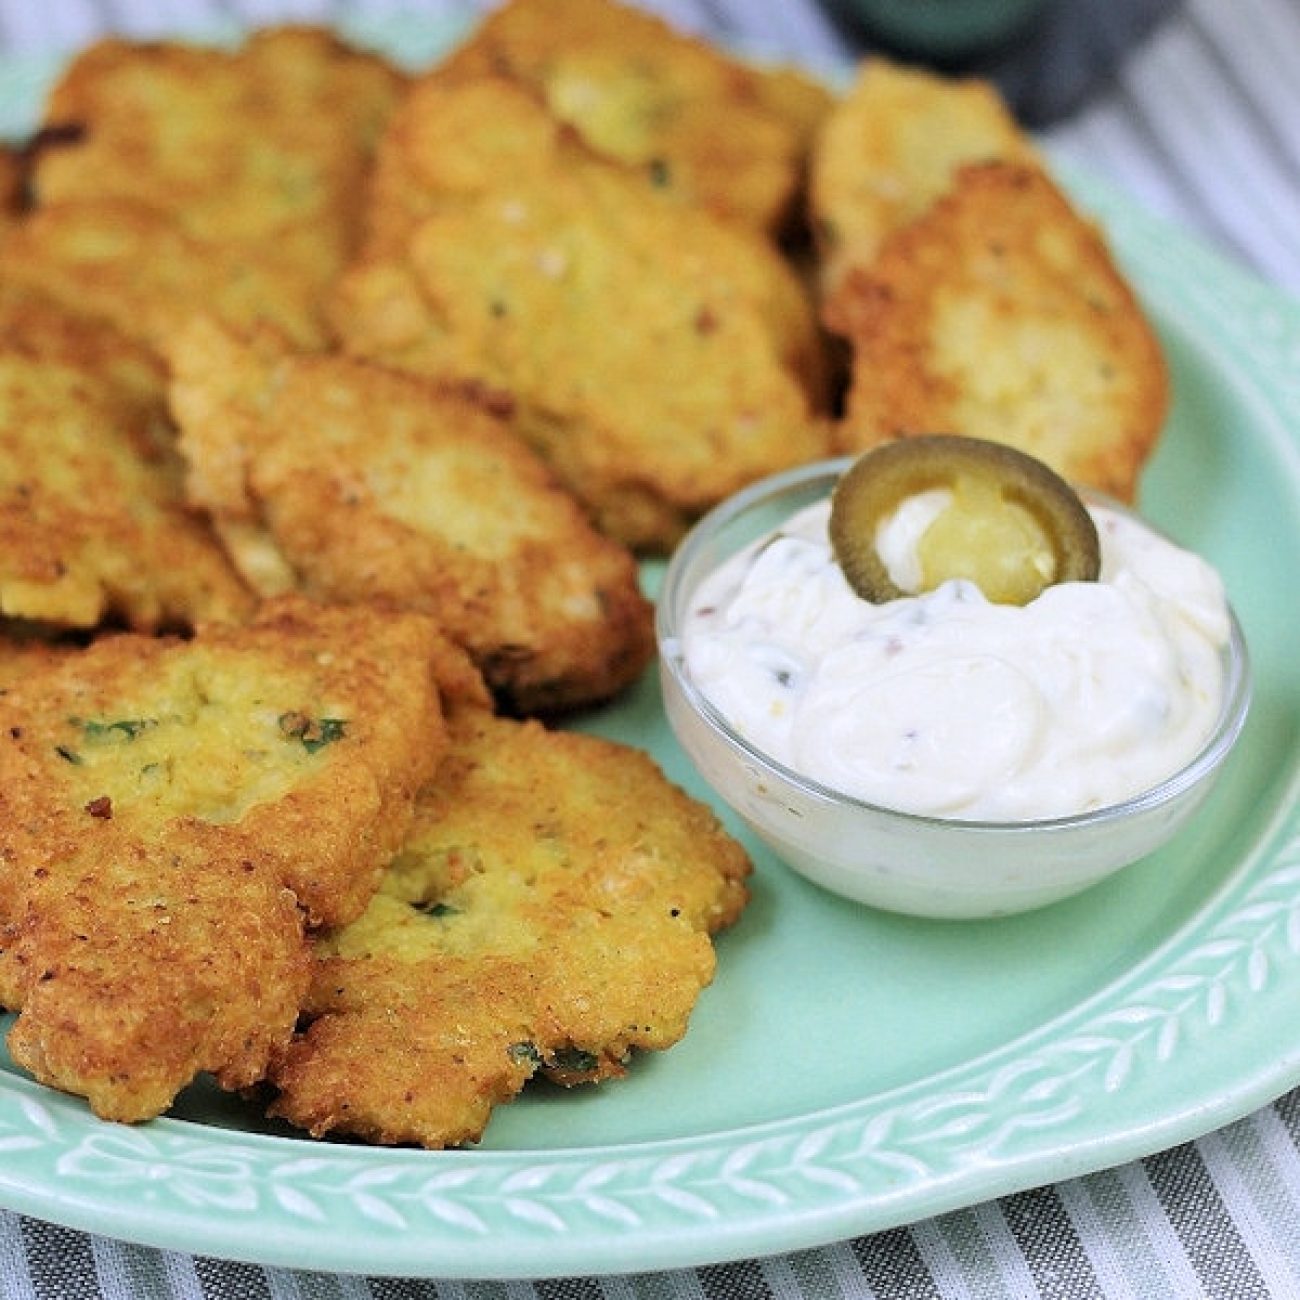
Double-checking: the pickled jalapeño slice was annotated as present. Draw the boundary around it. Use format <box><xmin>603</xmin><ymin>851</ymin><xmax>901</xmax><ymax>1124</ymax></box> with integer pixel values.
<box><xmin>828</xmin><ymin>435</ymin><xmax>1101</xmax><ymax>605</ymax></box>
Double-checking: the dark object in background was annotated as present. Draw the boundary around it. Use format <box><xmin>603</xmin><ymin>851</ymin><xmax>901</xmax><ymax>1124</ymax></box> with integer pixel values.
<box><xmin>821</xmin><ymin>0</ymin><xmax>1184</xmax><ymax>125</ymax></box>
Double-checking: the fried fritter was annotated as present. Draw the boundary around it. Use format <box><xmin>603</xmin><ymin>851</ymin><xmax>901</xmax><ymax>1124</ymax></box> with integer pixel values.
<box><xmin>32</xmin><ymin>27</ymin><xmax>403</xmax><ymax>244</ymax></box>
<box><xmin>0</xmin><ymin>200</ymin><xmax>345</xmax><ymax>354</ymax></box>
<box><xmin>809</xmin><ymin>57</ymin><xmax>1040</xmax><ymax>297</ymax></box>
<box><xmin>167</xmin><ymin>317</ymin><xmax>654</xmax><ymax>713</ymax></box>
<box><xmin>0</xmin><ymin>597</ymin><xmax>449</xmax><ymax>1121</ymax></box>
<box><xmin>432</xmin><ymin>0</ymin><xmax>832</xmax><ymax>241</ymax></box>
<box><xmin>0</xmin><ymin>285</ymin><xmax>253</xmax><ymax>630</ymax></box>
<box><xmin>0</xmin><ymin>279</ymin><xmax>164</xmax><ymax>423</ymax></box>
<box><xmin>335</xmin><ymin>73</ymin><xmax>831</xmax><ymax>553</ymax></box>
<box><xmin>4</xmin><ymin>824</ymin><xmax>311</xmax><ymax>1126</ymax></box>
<box><xmin>268</xmin><ymin>703</ymin><xmax>751</xmax><ymax>1148</ymax></box>
<box><xmin>1</xmin><ymin>27</ymin><xmax>406</xmax><ymax>353</ymax></box>
<box><xmin>826</xmin><ymin>161</ymin><xmax>1169</xmax><ymax>501</ymax></box>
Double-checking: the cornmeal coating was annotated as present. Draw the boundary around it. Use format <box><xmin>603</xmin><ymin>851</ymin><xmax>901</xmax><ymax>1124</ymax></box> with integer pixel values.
<box><xmin>268</xmin><ymin>705</ymin><xmax>751</xmax><ymax>1148</ymax></box>
<box><xmin>1</xmin><ymin>27</ymin><xmax>405</xmax><ymax>353</ymax></box>
<box><xmin>0</xmin><ymin>285</ymin><xmax>252</xmax><ymax>630</ymax></box>
<box><xmin>827</xmin><ymin>162</ymin><xmax>1169</xmax><ymax>501</ymax></box>
<box><xmin>810</xmin><ymin>58</ymin><xmax>1040</xmax><ymax>296</ymax></box>
<box><xmin>335</xmin><ymin>74</ymin><xmax>831</xmax><ymax>552</ymax></box>
<box><xmin>0</xmin><ymin>279</ymin><xmax>165</xmax><ymax>424</ymax></box>
<box><xmin>0</xmin><ymin>200</ymin><xmax>349</xmax><ymax>355</ymax></box>
<box><xmin>432</xmin><ymin>0</ymin><xmax>832</xmax><ymax>241</ymax></box>
<box><xmin>167</xmin><ymin>317</ymin><xmax>654</xmax><ymax>714</ymax></box>
<box><xmin>0</xmin><ymin>598</ymin><xmax>449</xmax><ymax>1121</ymax></box>
<box><xmin>3</xmin><ymin>825</ymin><xmax>310</xmax><ymax>1127</ymax></box>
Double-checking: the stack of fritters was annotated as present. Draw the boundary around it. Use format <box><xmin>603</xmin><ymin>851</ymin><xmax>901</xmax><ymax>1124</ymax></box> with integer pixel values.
<box><xmin>0</xmin><ymin>598</ymin><xmax>449</xmax><ymax>1121</ymax></box>
<box><xmin>824</xmin><ymin>160</ymin><xmax>1169</xmax><ymax>500</ymax></box>
<box><xmin>809</xmin><ymin>57</ymin><xmax>1042</xmax><ymax>297</ymax></box>
<box><xmin>166</xmin><ymin>317</ymin><xmax>653</xmax><ymax>714</ymax></box>
<box><xmin>0</xmin><ymin>0</ymin><xmax>1177</xmax><ymax>1146</ymax></box>
<box><xmin>269</xmin><ymin>669</ymin><xmax>751</xmax><ymax>1148</ymax></box>
<box><xmin>336</xmin><ymin>69</ymin><xmax>833</xmax><ymax>552</ymax></box>
<box><xmin>0</xmin><ymin>583</ymin><xmax>749</xmax><ymax>1139</ymax></box>
<box><xmin>811</xmin><ymin>59</ymin><xmax>1168</xmax><ymax>500</ymax></box>
<box><xmin>0</xmin><ymin>13</ymin><xmax>755</xmax><ymax>1140</ymax></box>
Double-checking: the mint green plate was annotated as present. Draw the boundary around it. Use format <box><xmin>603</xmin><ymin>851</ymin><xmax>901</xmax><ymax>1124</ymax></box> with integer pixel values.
<box><xmin>1</xmin><ymin>18</ymin><xmax>1299</xmax><ymax>1282</ymax></box>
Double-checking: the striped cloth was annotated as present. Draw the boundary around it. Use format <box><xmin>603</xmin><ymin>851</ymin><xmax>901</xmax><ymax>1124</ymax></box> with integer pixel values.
<box><xmin>0</xmin><ymin>2</ymin><xmax>1298</xmax><ymax>1297</ymax></box>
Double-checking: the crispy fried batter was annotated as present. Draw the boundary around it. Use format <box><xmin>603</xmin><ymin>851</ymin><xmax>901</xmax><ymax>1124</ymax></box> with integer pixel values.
<box><xmin>167</xmin><ymin>317</ymin><xmax>654</xmax><ymax>713</ymax></box>
<box><xmin>268</xmin><ymin>703</ymin><xmax>750</xmax><ymax>1148</ymax></box>
<box><xmin>335</xmin><ymin>73</ymin><xmax>831</xmax><ymax>553</ymax></box>
<box><xmin>0</xmin><ymin>279</ymin><xmax>164</xmax><ymax>422</ymax></box>
<box><xmin>4</xmin><ymin>826</ymin><xmax>311</xmax><ymax>1126</ymax></box>
<box><xmin>0</xmin><ymin>284</ymin><xmax>253</xmax><ymax>630</ymax></box>
<box><xmin>432</xmin><ymin>0</ymin><xmax>831</xmax><ymax>241</ymax></box>
<box><xmin>0</xmin><ymin>598</ymin><xmax>449</xmax><ymax>1121</ymax></box>
<box><xmin>827</xmin><ymin>161</ymin><xmax>1169</xmax><ymax>500</ymax></box>
<box><xmin>32</xmin><ymin>28</ymin><xmax>403</xmax><ymax>244</ymax></box>
<box><xmin>809</xmin><ymin>57</ymin><xmax>1040</xmax><ymax>297</ymax></box>
<box><xmin>0</xmin><ymin>28</ymin><xmax>405</xmax><ymax>353</ymax></box>
<box><xmin>0</xmin><ymin>200</ymin><xmax>347</xmax><ymax>354</ymax></box>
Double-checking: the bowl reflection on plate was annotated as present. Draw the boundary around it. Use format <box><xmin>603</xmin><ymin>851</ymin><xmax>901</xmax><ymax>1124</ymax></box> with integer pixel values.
<box><xmin>656</xmin><ymin>458</ymin><xmax>1253</xmax><ymax>921</ymax></box>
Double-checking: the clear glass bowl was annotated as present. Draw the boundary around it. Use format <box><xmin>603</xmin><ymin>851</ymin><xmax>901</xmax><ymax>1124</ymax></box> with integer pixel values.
<box><xmin>657</xmin><ymin>458</ymin><xmax>1253</xmax><ymax>920</ymax></box>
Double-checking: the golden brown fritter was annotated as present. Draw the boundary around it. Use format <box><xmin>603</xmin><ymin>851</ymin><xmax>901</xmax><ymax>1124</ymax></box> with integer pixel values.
<box><xmin>0</xmin><ymin>279</ymin><xmax>165</xmax><ymax>424</ymax></box>
<box><xmin>32</xmin><ymin>27</ymin><xmax>403</xmax><ymax>244</ymax></box>
<box><xmin>0</xmin><ymin>597</ymin><xmax>450</xmax><ymax>1121</ymax></box>
<box><xmin>433</xmin><ymin>0</ymin><xmax>832</xmax><ymax>241</ymax></box>
<box><xmin>809</xmin><ymin>57</ymin><xmax>1040</xmax><ymax>297</ymax></box>
<box><xmin>5</xmin><ymin>827</ymin><xmax>312</xmax><ymax>1126</ymax></box>
<box><xmin>167</xmin><ymin>317</ymin><xmax>654</xmax><ymax>714</ymax></box>
<box><xmin>1</xmin><ymin>27</ymin><xmax>406</xmax><ymax>353</ymax></box>
<box><xmin>0</xmin><ymin>200</ymin><xmax>346</xmax><ymax>354</ymax></box>
<box><xmin>826</xmin><ymin>162</ymin><xmax>1169</xmax><ymax>501</ymax></box>
<box><xmin>268</xmin><ymin>704</ymin><xmax>751</xmax><ymax>1148</ymax></box>
<box><xmin>0</xmin><ymin>285</ymin><xmax>253</xmax><ymax>631</ymax></box>
<box><xmin>335</xmin><ymin>73</ymin><xmax>831</xmax><ymax>553</ymax></box>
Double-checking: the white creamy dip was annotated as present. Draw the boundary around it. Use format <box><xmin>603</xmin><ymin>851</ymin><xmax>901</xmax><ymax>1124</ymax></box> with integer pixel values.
<box><xmin>681</xmin><ymin>497</ymin><xmax>1232</xmax><ymax>821</ymax></box>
